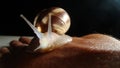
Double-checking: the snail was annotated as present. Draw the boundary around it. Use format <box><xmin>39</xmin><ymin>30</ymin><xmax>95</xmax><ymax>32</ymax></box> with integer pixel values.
<box><xmin>20</xmin><ymin>7</ymin><xmax>72</xmax><ymax>53</ymax></box>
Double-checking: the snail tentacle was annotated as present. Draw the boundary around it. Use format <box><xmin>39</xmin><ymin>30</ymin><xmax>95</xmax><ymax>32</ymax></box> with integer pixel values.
<box><xmin>20</xmin><ymin>14</ymin><xmax>43</xmax><ymax>39</ymax></box>
<box><xmin>47</xmin><ymin>14</ymin><xmax>52</xmax><ymax>39</ymax></box>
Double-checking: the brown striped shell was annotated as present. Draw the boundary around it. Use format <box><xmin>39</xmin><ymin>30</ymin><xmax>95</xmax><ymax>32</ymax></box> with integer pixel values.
<box><xmin>33</xmin><ymin>7</ymin><xmax>71</xmax><ymax>35</ymax></box>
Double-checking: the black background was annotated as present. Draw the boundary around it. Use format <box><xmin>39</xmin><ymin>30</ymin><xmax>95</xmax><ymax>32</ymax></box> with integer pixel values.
<box><xmin>0</xmin><ymin>0</ymin><xmax>120</xmax><ymax>38</ymax></box>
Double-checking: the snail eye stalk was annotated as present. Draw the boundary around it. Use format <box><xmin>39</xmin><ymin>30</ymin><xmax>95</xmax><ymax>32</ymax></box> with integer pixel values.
<box><xmin>47</xmin><ymin>14</ymin><xmax>52</xmax><ymax>40</ymax></box>
<box><xmin>20</xmin><ymin>14</ymin><xmax>43</xmax><ymax>39</ymax></box>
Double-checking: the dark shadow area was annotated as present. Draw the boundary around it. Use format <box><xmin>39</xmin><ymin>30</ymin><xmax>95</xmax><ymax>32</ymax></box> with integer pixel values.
<box><xmin>0</xmin><ymin>0</ymin><xmax>120</xmax><ymax>38</ymax></box>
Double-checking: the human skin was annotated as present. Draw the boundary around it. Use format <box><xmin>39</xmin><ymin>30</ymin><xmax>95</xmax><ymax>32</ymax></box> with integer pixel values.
<box><xmin>0</xmin><ymin>33</ymin><xmax>120</xmax><ymax>68</ymax></box>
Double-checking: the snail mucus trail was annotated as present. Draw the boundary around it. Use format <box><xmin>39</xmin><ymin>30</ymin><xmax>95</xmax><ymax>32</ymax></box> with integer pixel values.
<box><xmin>20</xmin><ymin>7</ymin><xmax>72</xmax><ymax>53</ymax></box>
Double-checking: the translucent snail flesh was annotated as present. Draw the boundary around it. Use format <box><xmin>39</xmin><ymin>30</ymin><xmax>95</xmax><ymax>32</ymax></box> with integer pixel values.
<box><xmin>20</xmin><ymin>7</ymin><xmax>72</xmax><ymax>53</ymax></box>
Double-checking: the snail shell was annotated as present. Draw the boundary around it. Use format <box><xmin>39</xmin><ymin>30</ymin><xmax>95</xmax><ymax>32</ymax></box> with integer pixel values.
<box><xmin>20</xmin><ymin>7</ymin><xmax>72</xmax><ymax>53</ymax></box>
<box><xmin>33</xmin><ymin>7</ymin><xmax>71</xmax><ymax>35</ymax></box>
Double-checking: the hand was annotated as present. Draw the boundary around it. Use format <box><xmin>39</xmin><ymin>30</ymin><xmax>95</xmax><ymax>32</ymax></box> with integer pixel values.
<box><xmin>0</xmin><ymin>33</ymin><xmax>120</xmax><ymax>68</ymax></box>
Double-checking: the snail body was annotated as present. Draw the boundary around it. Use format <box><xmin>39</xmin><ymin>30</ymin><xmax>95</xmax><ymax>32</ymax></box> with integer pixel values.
<box><xmin>20</xmin><ymin>7</ymin><xmax>72</xmax><ymax>53</ymax></box>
